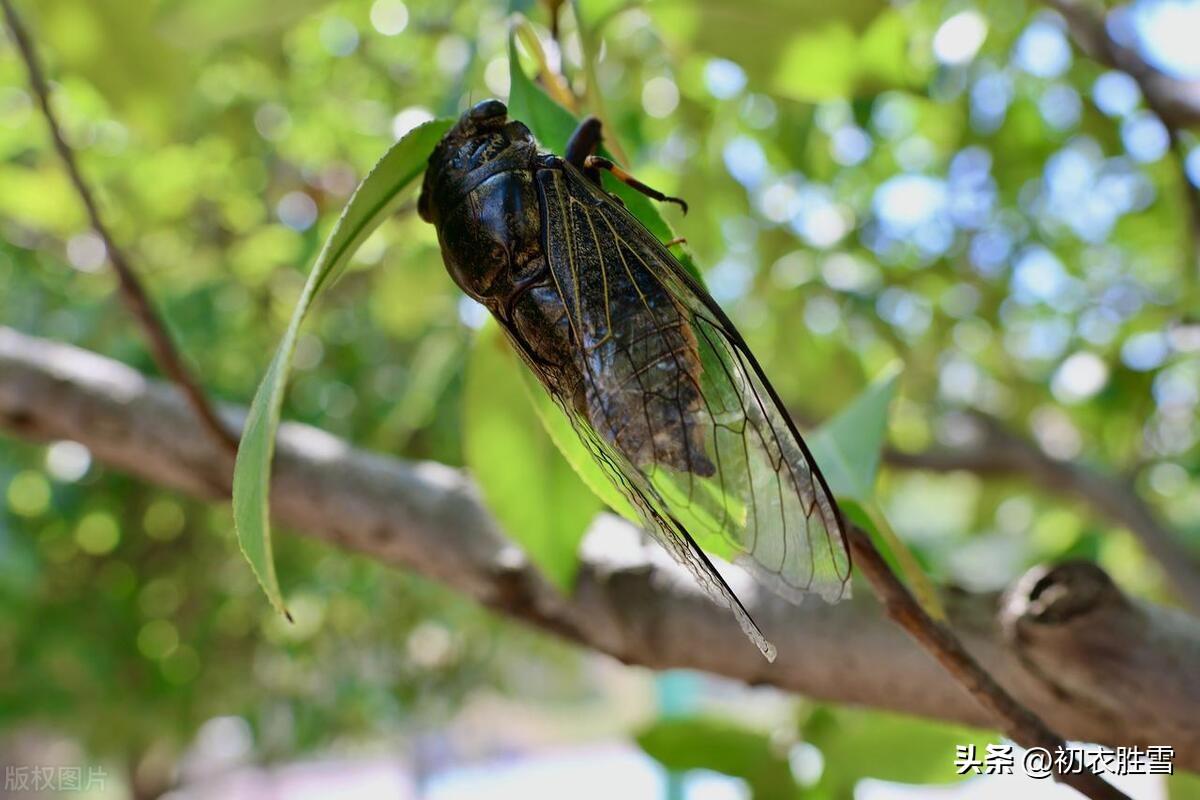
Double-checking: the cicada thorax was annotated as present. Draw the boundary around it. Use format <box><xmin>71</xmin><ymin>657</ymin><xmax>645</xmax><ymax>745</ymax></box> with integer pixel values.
<box><xmin>421</xmin><ymin>106</ymin><xmax>717</xmax><ymax>480</ymax></box>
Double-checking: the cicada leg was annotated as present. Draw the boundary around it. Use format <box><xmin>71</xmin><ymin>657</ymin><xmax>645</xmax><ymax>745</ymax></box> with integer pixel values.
<box><xmin>564</xmin><ymin>116</ymin><xmax>603</xmax><ymax>187</ymax></box>
<box><xmin>583</xmin><ymin>155</ymin><xmax>688</xmax><ymax>215</ymax></box>
<box><xmin>564</xmin><ymin>117</ymin><xmax>689</xmax><ymax>215</ymax></box>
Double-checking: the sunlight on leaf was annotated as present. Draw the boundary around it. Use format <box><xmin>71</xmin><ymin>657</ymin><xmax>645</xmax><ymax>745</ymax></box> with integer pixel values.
<box><xmin>232</xmin><ymin>119</ymin><xmax>452</xmax><ymax>618</ymax></box>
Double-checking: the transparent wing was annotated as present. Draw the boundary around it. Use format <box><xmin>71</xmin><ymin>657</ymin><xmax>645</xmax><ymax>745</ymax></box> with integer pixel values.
<box><xmin>525</xmin><ymin>162</ymin><xmax>850</xmax><ymax>657</ymax></box>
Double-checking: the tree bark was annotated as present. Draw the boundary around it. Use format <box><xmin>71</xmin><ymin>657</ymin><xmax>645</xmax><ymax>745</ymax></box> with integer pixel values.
<box><xmin>2</xmin><ymin>327</ymin><xmax>1198</xmax><ymax>770</ymax></box>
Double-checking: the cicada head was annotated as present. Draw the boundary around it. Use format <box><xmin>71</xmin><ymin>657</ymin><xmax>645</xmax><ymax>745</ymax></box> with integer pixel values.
<box><xmin>418</xmin><ymin>99</ymin><xmax>534</xmax><ymax>225</ymax></box>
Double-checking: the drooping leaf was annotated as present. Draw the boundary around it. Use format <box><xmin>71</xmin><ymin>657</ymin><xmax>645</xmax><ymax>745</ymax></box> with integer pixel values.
<box><xmin>232</xmin><ymin>119</ymin><xmax>452</xmax><ymax>617</ymax></box>
<box><xmin>464</xmin><ymin>323</ymin><xmax>602</xmax><ymax>591</ymax></box>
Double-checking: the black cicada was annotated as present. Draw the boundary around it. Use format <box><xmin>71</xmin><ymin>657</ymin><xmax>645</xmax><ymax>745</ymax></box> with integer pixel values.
<box><xmin>419</xmin><ymin>99</ymin><xmax>851</xmax><ymax>659</ymax></box>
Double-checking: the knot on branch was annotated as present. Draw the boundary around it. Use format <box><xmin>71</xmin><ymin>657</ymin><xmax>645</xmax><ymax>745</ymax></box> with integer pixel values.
<box><xmin>1005</xmin><ymin>561</ymin><xmax>1124</xmax><ymax>628</ymax></box>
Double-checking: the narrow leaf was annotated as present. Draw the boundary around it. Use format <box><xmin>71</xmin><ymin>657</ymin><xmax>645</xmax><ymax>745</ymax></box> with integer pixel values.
<box><xmin>232</xmin><ymin>119</ymin><xmax>452</xmax><ymax>617</ymax></box>
<box><xmin>512</xmin><ymin>15</ymin><xmax>578</xmax><ymax>112</ymax></box>
<box><xmin>516</xmin><ymin>365</ymin><xmax>641</xmax><ymax>525</ymax></box>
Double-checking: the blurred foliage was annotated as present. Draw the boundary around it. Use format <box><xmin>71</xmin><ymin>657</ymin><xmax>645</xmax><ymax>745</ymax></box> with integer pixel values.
<box><xmin>2</xmin><ymin>0</ymin><xmax>1199</xmax><ymax>793</ymax></box>
<box><xmin>636</xmin><ymin>705</ymin><xmax>997</xmax><ymax>798</ymax></box>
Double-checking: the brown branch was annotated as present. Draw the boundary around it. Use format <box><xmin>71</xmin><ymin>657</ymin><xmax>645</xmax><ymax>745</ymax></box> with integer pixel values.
<box><xmin>849</xmin><ymin>527</ymin><xmax>1126</xmax><ymax>799</ymax></box>
<box><xmin>1041</xmin><ymin>0</ymin><xmax>1200</xmax><ymax>127</ymax></box>
<box><xmin>1041</xmin><ymin>0</ymin><xmax>1200</xmax><ymax>275</ymax></box>
<box><xmin>0</xmin><ymin>0</ymin><xmax>238</xmax><ymax>455</ymax></box>
<box><xmin>5</xmin><ymin>330</ymin><xmax>1197</xmax><ymax>782</ymax></box>
<box><xmin>884</xmin><ymin>411</ymin><xmax>1200</xmax><ymax>613</ymax></box>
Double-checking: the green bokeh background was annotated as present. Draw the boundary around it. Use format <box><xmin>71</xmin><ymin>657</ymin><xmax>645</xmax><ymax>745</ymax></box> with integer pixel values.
<box><xmin>1</xmin><ymin>0</ymin><xmax>1197</xmax><ymax>796</ymax></box>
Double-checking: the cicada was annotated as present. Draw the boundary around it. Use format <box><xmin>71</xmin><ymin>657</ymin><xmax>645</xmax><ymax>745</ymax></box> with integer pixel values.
<box><xmin>418</xmin><ymin>99</ymin><xmax>850</xmax><ymax>659</ymax></box>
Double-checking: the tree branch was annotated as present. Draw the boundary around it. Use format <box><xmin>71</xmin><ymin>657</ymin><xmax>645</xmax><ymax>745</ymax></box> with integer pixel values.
<box><xmin>847</xmin><ymin>528</ymin><xmax>1126</xmax><ymax>799</ymax></box>
<box><xmin>1041</xmin><ymin>0</ymin><xmax>1200</xmax><ymax>274</ymax></box>
<box><xmin>0</xmin><ymin>0</ymin><xmax>239</xmax><ymax>454</ymax></box>
<box><xmin>884</xmin><ymin>411</ymin><xmax>1200</xmax><ymax>612</ymax></box>
<box><xmin>2</xmin><ymin>327</ymin><xmax>1198</xmax><ymax>776</ymax></box>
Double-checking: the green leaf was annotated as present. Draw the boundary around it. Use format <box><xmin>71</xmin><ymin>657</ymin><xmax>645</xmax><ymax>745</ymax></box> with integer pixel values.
<box><xmin>464</xmin><ymin>324</ymin><xmax>602</xmax><ymax>591</ymax></box>
<box><xmin>375</xmin><ymin>327</ymin><xmax>467</xmax><ymax>446</ymax></box>
<box><xmin>772</xmin><ymin>10</ymin><xmax>922</xmax><ymax>102</ymax></box>
<box><xmin>772</xmin><ymin>23</ymin><xmax>861</xmax><ymax>102</ymax></box>
<box><xmin>232</xmin><ymin>119</ymin><xmax>452</xmax><ymax>617</ymax></box>
<box><xmin>808</xmin><ymin>364</ymin><xmax>899</xmax><ymax>502</ymax></box>
<box><xmin>803</xmin><ymin>706</ymin><xmax>997</xmax><ymax>793</ymax></box>
<box><xmin>637</xmin><ymin>716</ymin><xmax>798</xmax><ymax>800</ymax></box>
<box><xmin>1169</xmin><ymin>771</ymin><xmax>1200</xmax><ymax>800</ymax></box>
<box><xmin>809</xmin><ymin>364</ymin><xmax>944</xmax><ymax>618</ymax></box>
<box><xmin>34</xmin><ymin>0</ymin><xmax>190</xmax><ymax>137</ymax></box>
<box><xmin>507</xmin><ymin>34</ymin><xmax>579</xmax><ymax>154</ymax></box>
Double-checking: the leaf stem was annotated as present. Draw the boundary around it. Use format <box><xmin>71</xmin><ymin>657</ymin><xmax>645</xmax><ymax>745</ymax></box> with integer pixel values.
<box><xmin>0</xmin><ymin>0</ymin><xmax>238</xmax><ymax>455</ymax></box>
<box><xmin>863</xmin><ymin>502</ymin><xmax>945</xmax><ymax>620</ymax></box>
<box><xmin>570</xmin><ymin>0</ymin><xmax>630</xmax><ymax>165</ymax></box>
<box><xmin>847</xmin><ymin>524</ymin><xmax>1130</xmax><ymax>800</ymax></box>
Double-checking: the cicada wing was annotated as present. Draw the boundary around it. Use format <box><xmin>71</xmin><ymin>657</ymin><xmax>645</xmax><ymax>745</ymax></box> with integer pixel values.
<box><xmin>535</xmin><ymin>162</ymin><xmax>851</xmax><ymax>612</ymax></box>
<box><xmin>560</xmin><ymin>395</ymin><xmax>779</xmax><ymax>660</ymax></box>
<box><xmin>490</xmin><ymin>317</ymin><xmax>778</xmax><ymax>660</ymax></box>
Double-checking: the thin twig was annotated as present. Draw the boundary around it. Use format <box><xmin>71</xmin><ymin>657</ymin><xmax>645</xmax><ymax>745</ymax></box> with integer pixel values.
<box><xmin>570</xmin><ymin>0</ymin><xmax>630</xmax><ymax>165</ymax></box>
<box><xmin>0</xmin><ymin>0</ymin><xmax>238</xmax><ymax>455</ymax></box>
<box><xmin>847</xmin><ymin>525</ymin><xmax>1129</xmax><ymax>800</ymax></box>
<box><xmin>884</xmin><ymin>411</ymin><xmax>1200</xmax><ymax>612</ymax></box>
